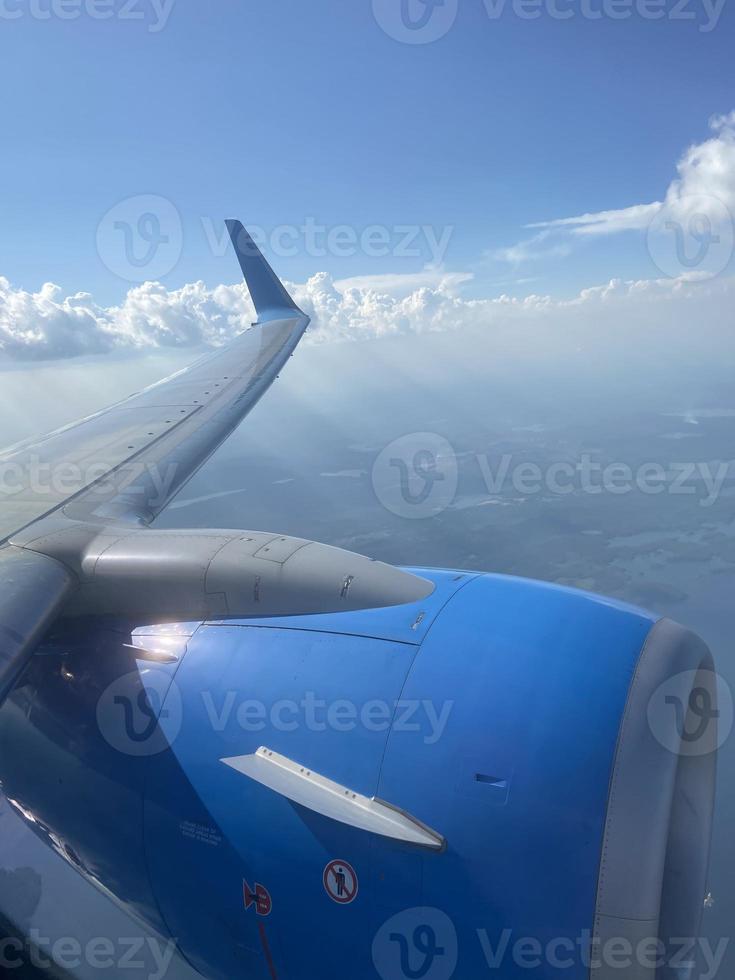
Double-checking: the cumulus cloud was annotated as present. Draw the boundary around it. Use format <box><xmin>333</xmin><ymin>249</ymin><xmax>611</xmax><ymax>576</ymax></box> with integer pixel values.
<box><xmin>1</xmin><ymin>261</ymin><xmax>733</xmax><ymax>361</ymax></box>
<box><xmin>0</xmin><ymin>266</ymin><xmax>487</xmax><ymax>359</ymax></box>
<box><xmin>0</xmin><ymin>277</ymin><xmax>253</xmax><ymax>360</ymax></box>
<box><xmin>525</xmin><ymin>110</ymin><xmax>735</xmax><ymax>239</ymax></box>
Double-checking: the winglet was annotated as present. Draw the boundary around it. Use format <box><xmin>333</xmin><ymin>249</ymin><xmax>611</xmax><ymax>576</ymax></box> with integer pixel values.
<box><xmin>226</xmin><ymin>219</ymin><xmax>303</xmax><ymax>322</ymax></box>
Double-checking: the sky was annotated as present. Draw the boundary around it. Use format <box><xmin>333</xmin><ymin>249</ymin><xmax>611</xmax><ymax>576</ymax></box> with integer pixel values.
<box><xmin>1</xmin><ymin>7</ymin><xmax>734</xmax><ymax>967</ymax></box>
<box><xmin>0</xmin><ymin>0</ymin><xmax>734</xmax><ymax>363</ymax></box>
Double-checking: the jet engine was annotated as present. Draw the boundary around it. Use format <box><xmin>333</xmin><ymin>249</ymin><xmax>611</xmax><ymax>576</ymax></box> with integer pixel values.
<box><xmin>0</xmin><ymin>570</ymin><xmax>717</xmax><ymax>980</ymax></box>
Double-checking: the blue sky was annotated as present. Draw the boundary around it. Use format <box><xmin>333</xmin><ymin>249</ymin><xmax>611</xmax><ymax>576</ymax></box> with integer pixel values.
<box><xmin>0</xmin><ymin>0</ymin><xmax>733</xmax><ymax>312</ymax></box>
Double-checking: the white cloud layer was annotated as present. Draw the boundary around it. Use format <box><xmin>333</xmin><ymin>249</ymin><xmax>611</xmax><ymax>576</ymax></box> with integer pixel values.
<box><xmin>1</xmin><ymin>264</ymin><xmax>733</xmax><ymax>361</ymax></box>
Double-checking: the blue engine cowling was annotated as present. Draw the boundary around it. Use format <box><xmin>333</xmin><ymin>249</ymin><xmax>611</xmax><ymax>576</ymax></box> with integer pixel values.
<box><xmin>0</xmin><ymin>570</ymin><xmax>717</xmax><ymax>980</ymax></box>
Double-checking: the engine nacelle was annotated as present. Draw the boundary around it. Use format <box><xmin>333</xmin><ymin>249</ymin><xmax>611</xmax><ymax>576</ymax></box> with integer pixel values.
<box><xmin>0</xmin><ymin>570</ymin><xmax>717</xmax><ymax>980</ymax></box>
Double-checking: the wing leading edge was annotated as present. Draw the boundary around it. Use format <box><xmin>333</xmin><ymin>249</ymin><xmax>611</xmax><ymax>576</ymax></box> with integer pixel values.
<box><xmin>0</xmin><ymin>221</ymin><xmax>310</xmax><ymax>541</ymax></box>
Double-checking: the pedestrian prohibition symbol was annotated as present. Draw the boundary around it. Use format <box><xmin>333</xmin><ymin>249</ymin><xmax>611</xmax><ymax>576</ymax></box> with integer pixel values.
<box><xmin>323</xmin><ymin>859</ymin><xmax>358</xmax><ymax>905</ymax></box>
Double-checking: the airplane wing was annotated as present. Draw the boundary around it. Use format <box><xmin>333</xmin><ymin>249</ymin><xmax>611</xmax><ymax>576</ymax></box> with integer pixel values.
<box><xmin>0</xmin><ymin>222</ymin><xmax>434</xmax><ymax>703</ymax></box>
<box><xmin>0</xmin><ymin>221</ymin><xmax>308</xmax><ymax>542</ymax></box>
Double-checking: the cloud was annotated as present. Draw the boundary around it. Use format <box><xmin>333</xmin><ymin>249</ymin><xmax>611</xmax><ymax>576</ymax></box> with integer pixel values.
<box><xmin>527</xmin><ymin>110</ymin><xmax>735</xmax><ymax>239</ymax></box>
<box><xmin>0</xmin><ymin>277</ymin><xmax>251</xmax><ymax>360</ymax></box>
<box><xmin>1</xmin><ymin>263</ymin><xmax>733</xmax><ymax>362</ymax></box>
<box><xmin>491</xmin><ymin>229</ymin><xmax>573</xmax><ymax>264</ymax></box>
<box><xmin>526</xmin><ymin>203</ymin><xmax>661</xmax><ymax>237</ymax></box>
<box><xmin>334</xmin><ymin>268</ymin><xmax>472</xmax><ymax>294</ymax></box>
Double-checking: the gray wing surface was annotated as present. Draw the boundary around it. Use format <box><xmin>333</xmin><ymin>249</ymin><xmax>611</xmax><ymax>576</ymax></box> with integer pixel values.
<box><xmin>0</xmin><ymin>221</ymin><xmax>309</xmax><ymax>543</ymax></box>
